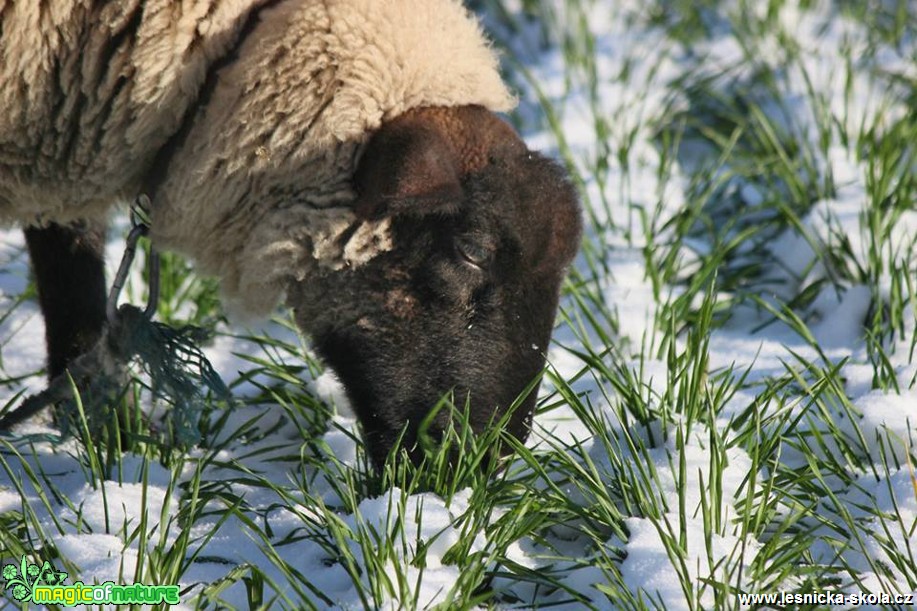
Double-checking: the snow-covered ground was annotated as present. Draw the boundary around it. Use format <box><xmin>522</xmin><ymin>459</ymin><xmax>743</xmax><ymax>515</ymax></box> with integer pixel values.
<box><xmin>2</xmin><ymin>0</ymin><xmax>916</xmax><ymax>609</ymax></box>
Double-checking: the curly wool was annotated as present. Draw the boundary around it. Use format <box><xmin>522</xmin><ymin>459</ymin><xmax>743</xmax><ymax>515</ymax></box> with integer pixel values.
<box><xmin>0</xmin><ymin>0</ymin><xmax>266</xmax><ymax>223</ymax></box>
<box><xmin>0</xmin><ymin>0</ymin><xmax>514</xmax><ymax>316</ymax></box>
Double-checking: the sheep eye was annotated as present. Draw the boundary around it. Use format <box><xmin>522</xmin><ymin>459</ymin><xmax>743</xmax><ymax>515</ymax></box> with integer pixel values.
<box><xmin>454</xmin><ymin>235</ymin><xmax>492</xmax><ymax>268</ymax></box>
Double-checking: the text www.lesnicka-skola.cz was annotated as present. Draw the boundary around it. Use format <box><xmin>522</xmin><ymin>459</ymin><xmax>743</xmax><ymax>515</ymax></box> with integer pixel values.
<box><xmin>738</xmin><ymin>591</ymin><xmax>914</xmax><ymax>607</ymax></box>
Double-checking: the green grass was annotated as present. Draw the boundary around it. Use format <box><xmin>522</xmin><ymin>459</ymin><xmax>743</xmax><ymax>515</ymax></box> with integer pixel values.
<box><xmin>2</xmin><ymin>0</ymin><xmax>916</xmax><ymax>609</ymax></box>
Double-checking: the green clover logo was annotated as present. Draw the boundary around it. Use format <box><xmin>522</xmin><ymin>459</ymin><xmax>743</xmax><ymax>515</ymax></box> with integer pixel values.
<box><xmin>3</xmin><ymin>555</ymin><xmax>68</xmax><ymax>603</ymax></box>
<box><xmin>11</xmin><ymin>584</ymin><xmax>26</xmax><ymax>601</ymax></box>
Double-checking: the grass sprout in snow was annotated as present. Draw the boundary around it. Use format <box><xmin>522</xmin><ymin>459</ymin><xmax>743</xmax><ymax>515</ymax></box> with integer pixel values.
<box><xmin>2</xmin><ymin>0</ymin><xmax>916</xmax><ymax>608</ymax></box>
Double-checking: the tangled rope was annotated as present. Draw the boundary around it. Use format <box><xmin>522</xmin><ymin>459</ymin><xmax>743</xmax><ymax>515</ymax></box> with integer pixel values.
<box><xmin>0</xmin><ymin>196</ymin><xmax>229</xmax><ymax>445</ymax></box>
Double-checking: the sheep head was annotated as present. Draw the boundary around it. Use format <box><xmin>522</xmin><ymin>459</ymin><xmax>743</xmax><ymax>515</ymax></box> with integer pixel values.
<box><xmin>287</xmin><ymin>105</ymin><xmax>581</xmax><ymax>470</ymax></box>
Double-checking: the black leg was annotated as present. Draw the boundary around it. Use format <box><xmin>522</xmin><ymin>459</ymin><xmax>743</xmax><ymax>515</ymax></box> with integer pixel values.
<box><xmin>24</xmin><ymin>220</ymin><xmax>107</xmax><ymax>379</ymax></box>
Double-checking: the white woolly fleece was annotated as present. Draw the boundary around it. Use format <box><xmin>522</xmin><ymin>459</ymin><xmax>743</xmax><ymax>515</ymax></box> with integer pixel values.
<box><xmin>0</xmin><ymin>0</ymin><xmax>268</xmax><ymax>224</ymax></box>
<box><xmin>0</xmin><ymin>0</ymin><xmax>514</xmax><ymax>316</ymax></box>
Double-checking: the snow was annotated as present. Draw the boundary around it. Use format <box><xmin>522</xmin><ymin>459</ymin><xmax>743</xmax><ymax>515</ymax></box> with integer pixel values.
<box><xmin>2</xmin><ymin>0</ymin><xmax>916</xmax><ymax>608</ymax></box>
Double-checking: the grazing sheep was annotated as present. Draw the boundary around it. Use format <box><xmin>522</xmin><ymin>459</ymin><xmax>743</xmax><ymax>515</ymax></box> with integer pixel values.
<box><xmin>0</xmin><ymin>0</ymin><xmax>581</xmax><ymax>468</ymax></box>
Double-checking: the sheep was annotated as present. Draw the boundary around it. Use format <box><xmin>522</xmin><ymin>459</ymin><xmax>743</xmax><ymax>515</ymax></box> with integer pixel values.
<box><xmin>0</xmin><ymin>0</ymin><xmax>581</xmax><ymax>468</ymax></box>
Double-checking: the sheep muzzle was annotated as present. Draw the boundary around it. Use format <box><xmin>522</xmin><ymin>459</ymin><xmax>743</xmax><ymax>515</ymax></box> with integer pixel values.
<box><xmin>288</xmin><ymin>105</ymin><xmax>582</xmax><ymax>471</ymax></box>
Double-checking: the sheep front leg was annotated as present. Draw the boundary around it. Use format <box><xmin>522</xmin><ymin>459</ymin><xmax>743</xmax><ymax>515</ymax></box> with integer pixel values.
<box><xmin>24</xmin><ymin>220</ymin><xmax>107</xmax><ymax>379</ymax></box>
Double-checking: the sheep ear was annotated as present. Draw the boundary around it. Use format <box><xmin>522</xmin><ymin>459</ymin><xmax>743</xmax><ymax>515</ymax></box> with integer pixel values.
<box><xmin>353</xmin><ymin>118</ymin><xmax>463</xmax><ymax>220</ymax></box>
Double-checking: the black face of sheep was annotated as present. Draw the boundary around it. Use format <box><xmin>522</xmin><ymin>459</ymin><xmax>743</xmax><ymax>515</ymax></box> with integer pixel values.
<box><xmin>288</xmin><ymin>106</ymin><xmax>582</xmax><ymax>469</ymax></box>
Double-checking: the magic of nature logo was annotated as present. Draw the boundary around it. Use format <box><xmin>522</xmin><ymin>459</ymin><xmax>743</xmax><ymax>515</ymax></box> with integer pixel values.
<box><xmin>2</xmin><ymin>555</ymin><xmax>180</xmax><ymax>606</ymax></box>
